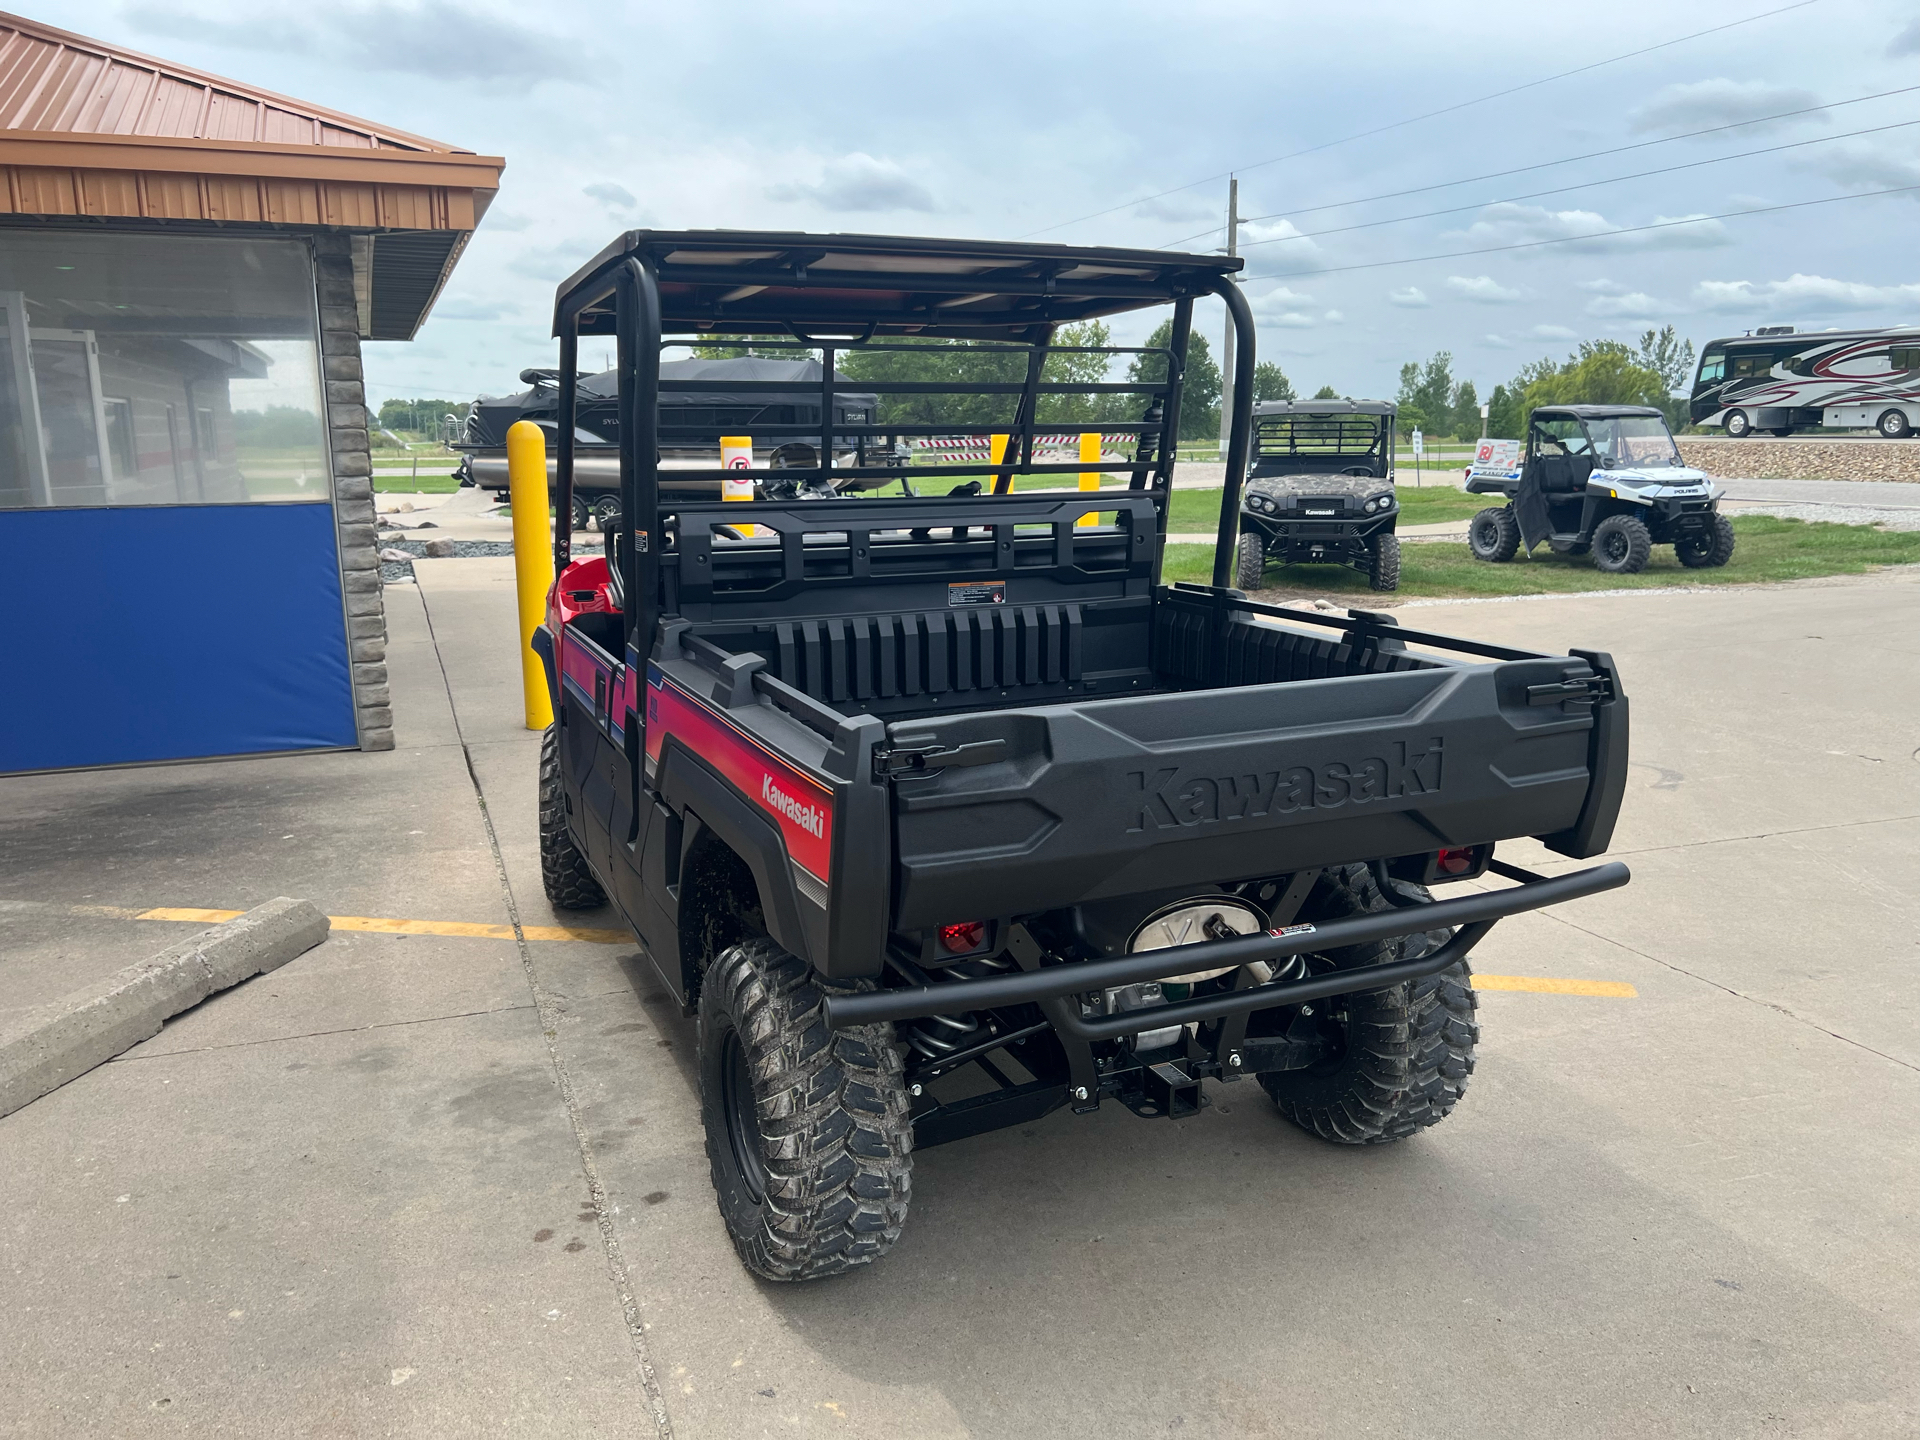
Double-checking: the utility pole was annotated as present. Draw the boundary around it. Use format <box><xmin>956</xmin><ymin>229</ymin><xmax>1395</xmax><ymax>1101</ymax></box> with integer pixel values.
<box><xmin>1217</xmin><ymin>176</ymin><xmax>1239</xmax><ymax>459</ymax></box>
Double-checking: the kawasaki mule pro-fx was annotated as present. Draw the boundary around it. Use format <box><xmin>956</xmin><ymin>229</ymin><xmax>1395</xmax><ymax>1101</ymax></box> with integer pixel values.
<box><xmin>529</xmin><ymin>231</ymin><xmax>1632</xmax><ymax>1282</ymax></box>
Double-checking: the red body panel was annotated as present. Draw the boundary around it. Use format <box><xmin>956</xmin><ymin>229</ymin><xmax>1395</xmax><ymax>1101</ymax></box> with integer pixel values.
<box><xmin>645</xmin><ymin>668</ymin><xmax>835</xmax><ymax>884</ymax></box>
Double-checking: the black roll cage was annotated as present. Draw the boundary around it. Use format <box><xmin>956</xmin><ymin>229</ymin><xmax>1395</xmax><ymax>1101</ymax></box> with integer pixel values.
<box><xmin>547</xmin><ymin>230</ymin><xmax>1258</xmax><ymax>652</ymax></box>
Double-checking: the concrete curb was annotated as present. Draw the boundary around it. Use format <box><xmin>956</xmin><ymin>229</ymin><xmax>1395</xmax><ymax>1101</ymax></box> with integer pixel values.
<box><xmin>0</xmin><ymin>898</ymin><xmax>329</xmax><ymax>1120</ymax></box>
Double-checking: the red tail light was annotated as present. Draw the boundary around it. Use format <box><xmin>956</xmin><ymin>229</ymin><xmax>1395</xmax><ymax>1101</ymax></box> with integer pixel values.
<box><xmin>938</xmin><ymin>921</ymin><xmax>987</xmax><ymax>955</ymax></box>
<box><xmin>1436</xmin><ymin>847</ymin><xmax>1475</xmax><ymax>876</ymax></box>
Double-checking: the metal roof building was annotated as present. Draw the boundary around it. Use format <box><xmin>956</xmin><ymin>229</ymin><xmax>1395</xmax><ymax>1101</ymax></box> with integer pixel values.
<box><xmin>0</xmin><ymin>11</ymin><xmax>505</xmax><ymax>772</ymax></box>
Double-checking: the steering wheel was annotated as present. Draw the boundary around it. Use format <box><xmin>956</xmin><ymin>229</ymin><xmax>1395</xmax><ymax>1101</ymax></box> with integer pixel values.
<box><xmin>1338</xmin><ymin>465</ymin><xmax>1375</xmax><ymax>477</ymax></box>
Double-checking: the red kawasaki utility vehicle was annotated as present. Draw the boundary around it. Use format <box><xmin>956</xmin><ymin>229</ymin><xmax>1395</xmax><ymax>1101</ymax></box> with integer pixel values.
<box><xmin>529</xmin><ymin>231</ymin><xmax>1631</xmax><ymax>1281</ymax></box>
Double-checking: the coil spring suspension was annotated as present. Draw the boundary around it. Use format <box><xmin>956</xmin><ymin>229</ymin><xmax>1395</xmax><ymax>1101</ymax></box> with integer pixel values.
<box><xmin>903</xmin><ymin>954</ymin><xmax>1017</xmax><ymax>1062</ymax></box>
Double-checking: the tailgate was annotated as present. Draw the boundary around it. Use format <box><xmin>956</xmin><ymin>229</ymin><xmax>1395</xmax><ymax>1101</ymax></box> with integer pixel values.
<box><xmin>886</xmin><ymin>656</ymin><xmax>1609</xmax><ymax>928</ymax></box>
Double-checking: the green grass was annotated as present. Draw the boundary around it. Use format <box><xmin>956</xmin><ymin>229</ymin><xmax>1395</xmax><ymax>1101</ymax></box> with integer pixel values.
<box><xmin>1161</xmin><ymin>516</ymin><xmax>1920</xmax><ymax>597</ymax></box>
<box><xmin>373</xmin><ymin>473</ymin><xmax>463</xmax><ymax>493</ymax></box>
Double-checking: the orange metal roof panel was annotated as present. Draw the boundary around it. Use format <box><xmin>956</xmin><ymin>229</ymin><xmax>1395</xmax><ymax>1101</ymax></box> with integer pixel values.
<box><xmin>0</xmin><ymin>9</ymin><xmax>466</xmax><ymax>154</ymax></box>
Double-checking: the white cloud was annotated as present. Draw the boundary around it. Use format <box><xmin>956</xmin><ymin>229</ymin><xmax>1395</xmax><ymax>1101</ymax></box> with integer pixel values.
<box><xmin>1529</xmin><ymin>324</ymin><xmax>1578</xmax><ymax>340</ymax></box>
<box><xmin>126</xmin><ymin>2</ymin><xmax>574</xmax><ymax>85</ymax></box>
<box><xmin>1450</xmin><ymin>203</ymin><xmax>1731</xmax><ymax>253</ymax></box>
<box><xmin>1132</xmin><ymin>195</ymin><xmax>1213</xmax><ymax>224</ymax></box>
<box><xmin>1447</xmin><ymin>275</ymin><xmax>1523</xmax><ymax>304</ymax></box>
<box><xmin>1482</xmin><ymin>334</ymin><xmax>1514</xmax><ymax>350</ymax></box>
<box><xmin>1387</xmin><ymin>286</ymin><xmax>1430</xmax><ymax>308</ymax></box>
<box><xmin>1239</xmin><ymin>219</ymin><xmax>1324</xmax><ymax>268</ymax></box>
<box><xmin>767</xmin><ymin>153</ymin><xmax>936</xmax><ymax>213</ymax></box>
<box><xmin>1585</xmin><ymin>292</ymin><xmax>1674</xmax><ymax>320</ymax></box>
<box><xmin>1793</xmin><ymin>143</ymin><xmax>1920</xmax><ymax>195</ymax></box>
<box><xmin>584</xmin><ymin>182</ymin><xmax>637</xmax><ymax>210</ymax></box>
<box><xmin>1628</xmin><ymin>79</ymin><xmax>1822</xmax><ymax>137</ymax></box>
<box><xmin>1322</xmin><ymin>310</ymin><xmax>1344</xmax><ymax>324</ymax></box>
<box><xmin>1576</xmin><ymin>278</ymin><xmax>1624</xmax><ymax>294</ymax></box>
<box><xmin>1891</xmin><ymin>17</ymin><xmax>1920</xmax><ymax>55</ymax></box>
<box><xmin>1692</xmin><ymin>273</ymin><xmax>1920</xmax><ymax>315</ymax></box>
<box><xmin>1250</xmin><ymin>286</ymin><xmax>1326</xmax><ymax>327</ymax></box>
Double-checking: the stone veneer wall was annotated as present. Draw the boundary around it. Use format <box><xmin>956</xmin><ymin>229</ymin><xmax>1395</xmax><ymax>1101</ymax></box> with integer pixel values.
<box><xmin>313</xmin><ymin>234</ymin><xmax>393</xmax><ymax>751</ymax></box>
<box><xmin>1677</xmin><ymin>438</ymin><xmax>1920</xmax><ymax>485</ymax></box>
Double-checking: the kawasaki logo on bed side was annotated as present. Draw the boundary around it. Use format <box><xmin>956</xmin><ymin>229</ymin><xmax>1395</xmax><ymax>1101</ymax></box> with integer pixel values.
<box><xmin>762</xmin><ymin>774</ymin><xmax>826</xmax><ymax>839</ymax></box>
<box><xmin>1126</xmin><ymin>739</ymin><xmax>1443</xmax><ymax>833</ymax></box>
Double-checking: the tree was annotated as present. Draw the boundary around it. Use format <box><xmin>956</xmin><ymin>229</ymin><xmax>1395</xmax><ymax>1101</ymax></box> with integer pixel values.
<box><xmin>1311</xmin><ymin>384</ymin><xmax>1340</xmax><ymax>400</ymax></box>
<box><xmin>1252</xmin><ymin>360</ymin><xmax>1295</xmax><ymax>404</ymax></box>
<box><xmin>688</xmin><ymin>334</ymin><xmax>814</xmax><ymax>362</ymax></box>
<box><xmin>1129</xmin><ymin>319</ymin><xmax>1222</xmax><ymax>440</ymax></box>
<box><xmin>376</xmin><ymin>397</ymin><xmax>469</xmax><ymax>437</ymax></box>
<box><xmin>1037</xmin><ymin>320</ymin><xmax>1115</xmax><ymax>427</ymax></box>
<box><xmin>1636</xmin><ymin>324</ymin><xmax>1697</xmax><ymax>429</ymax></box>
<box><xmin>1396</xmin><ymin>352</ymin><xmax>1457</xmax><ymax>436</ymax></box>
<box><xmin>1522</xmin><ymin>340</ymin><xmax>1667</xmax><ymax>410</ymax></box>
<box><xmin>1485</xmin><ymin>383</ymin><xmax>1524</xmax><ymax>440</ymax></box>
<box><xmin>837</xmin><ymin>337</ymin><xmax>1027</xmax><ymax>428</ymax></box>
<box><xmin>1449</xmin><ymin>379</ymin><xmax>1481</xmax><ymax>439</ymax></box>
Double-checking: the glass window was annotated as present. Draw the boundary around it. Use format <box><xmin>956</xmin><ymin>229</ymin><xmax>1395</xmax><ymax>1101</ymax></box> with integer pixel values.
<box><xmin>1585</xmin><ymin>415</ymin><xmax>1682</xmax><ymax>468</ymax></box>
<box><xmin>1728</xmin><ymin>352</ymin><xmax>1775</xmax><ymax>379</ymax></box>
<box><xmin>1889</xmin><ymin>346</ymin><xmax>1920</xmax><ymax>372</ymax></box>
<box><xmin>1695</xmin><ymin>350</ymin><xmax>1725</xmax><ymax>386</ymax></box>
<box><xmin>1533</xmin><ymin>416</ymin><xmax>1587</xmax><ymax>453</ymax></box>
<box><xmin>0</xmin><ymin>232</ymin><xmax>328</xmax><ymax>510</ymax></box>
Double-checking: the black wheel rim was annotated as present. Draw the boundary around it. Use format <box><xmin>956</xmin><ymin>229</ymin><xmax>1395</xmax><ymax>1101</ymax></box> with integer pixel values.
<box><xmin>1602</xmin><ymin>532</ymin><xmax>1627</xmax><ymax>563</ymax></box>
<box><xmin>720</xmin><ymin>1029</ymin><xmax>768</xmax><ymax>1205</ymax></box>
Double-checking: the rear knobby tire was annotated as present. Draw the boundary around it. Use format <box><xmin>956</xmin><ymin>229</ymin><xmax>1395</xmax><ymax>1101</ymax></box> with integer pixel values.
<box><xmin>1258</xmin><ymin>865</ymin><xmax>1478</xmax><ymax>1144</ymax></box>
<box><xmin>699</xmin><ymin>937</ymin><xmax>913</xmax><ymax>1281</ymax></box>
<box><xmin>1367</xmin><ymin>532</ymin><xmax>1401</xmax><ymax>592</ymax></box>
<box><xmin>1235</xmin><ymin>532</ymin><xmax>1266</xmax><ymax>591</ymax></box>
<box><xmin>1468</xmin><ymin>506</ymin><xmax>1520</xmax><ymax>563</ymax></box>
<box><xmin>1675</xmin><ymin>513</ymin><xmax>1736</xmax><ymax>568</ymax></box>
<box><xmin>1591</xmin><ymin>513</ymin><xmax>1652</xmax><ymax>575</ymax></box>
<box><xmin>539</xmin><ymin>726</ymin><xmax>606</xmax><ymax>909</ymax></box>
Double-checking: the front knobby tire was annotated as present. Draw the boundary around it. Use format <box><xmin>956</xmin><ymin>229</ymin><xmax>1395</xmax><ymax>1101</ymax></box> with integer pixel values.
<box><xmin>699</xmin><ymin>937</ymin><xmax>913</xmax><ymax>1282</ymax></box>
<box><xmin>1591</xmin><ymin>513</ymin><xmax>1653</xmax><ymax>574</ymax></box>
<box><xmin>1468</xmin><ymin>506</ymin><xmax>1520</xmax><ymax>563</ymax></box>
<box><xmin>539</xmin><ymin>726</ymin><xmax>606</xmax><ymax>910</ymax></box>
<box><xmin>1367</xmin><ymin>533</ymin><xmax>1401</xmax><ymax>592</ymax></box>
<box><xmin>1235</xmin><ymin>532</ymin><xmax>1267</xmax><ymax>591</ymax></box>
<box><xmin>1259</xmin><ymin>865</ymin><xmax>1479</xmax><ymax>1145</ymax></box>
<box><xmin>1676</xmin><ymin>513</ymin><xmax>1736</xmax><ymax>569</ymax></box>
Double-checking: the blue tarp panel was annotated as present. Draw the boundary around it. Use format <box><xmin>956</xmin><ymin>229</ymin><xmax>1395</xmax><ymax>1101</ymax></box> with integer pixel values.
<box><xmin>0</xmin><ymin>503</ymin><xmax>357</xmax><ymax>773</ymax></box>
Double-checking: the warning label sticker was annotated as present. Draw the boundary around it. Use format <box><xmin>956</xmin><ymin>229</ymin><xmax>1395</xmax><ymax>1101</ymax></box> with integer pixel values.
<box><xmin>948</xmin><ymin>580</ymin><xmax>1007</xmax><ymax>608</ymax></box>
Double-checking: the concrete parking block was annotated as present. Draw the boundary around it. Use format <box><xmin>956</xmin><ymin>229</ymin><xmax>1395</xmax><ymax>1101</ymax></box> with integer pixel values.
<box><xmin>0</xmin><ymin>898</ymin><xmax>327</xmax><ymax>1120</ymax></box>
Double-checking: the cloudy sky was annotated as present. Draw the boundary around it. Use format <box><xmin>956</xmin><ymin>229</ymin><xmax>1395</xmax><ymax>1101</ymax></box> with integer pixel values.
<box><xmin>61</xmin><ymin>0</ymin><xmax>1920</xmax><ymax>407</ymax></box>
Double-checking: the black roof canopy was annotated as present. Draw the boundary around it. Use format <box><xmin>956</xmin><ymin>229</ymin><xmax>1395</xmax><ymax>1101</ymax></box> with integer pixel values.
<box><xmin>1533</xmin><ymin>404</ymin><xmax>1667</xmax><ymax>421</ymax></box>
<box><xmin>552</xmin><ymin>229</ymin><xmax>1245</xmax><ymax>341</ymax></box>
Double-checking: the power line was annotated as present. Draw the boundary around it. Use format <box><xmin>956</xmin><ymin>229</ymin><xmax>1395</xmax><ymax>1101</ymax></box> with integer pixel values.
<box><xmin>1156</xmin><ymin>81</ymin><xmax>1920</xmax><ymax>250</ymax></box>
<box><xmin>1018</xmin><ymin>0</ymin><xmax>1828</xmax><ymax>240</ymax></box>
<box><xmin>1237</xmin><ymin>181</ymin><xmax>1920</xmax><ymax>282</ymax></box>
<box><xmin>1233</xmin><ymin>116</ymin><xmax>1920</xmax><ymax>249</ymax></box>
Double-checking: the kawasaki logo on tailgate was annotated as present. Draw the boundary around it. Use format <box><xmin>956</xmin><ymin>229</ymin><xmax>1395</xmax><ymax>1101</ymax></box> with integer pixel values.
<box><xmin>1127</xmin><ymin>739</ymin><xmax>1443</xmax><ymax>833</ymax></box>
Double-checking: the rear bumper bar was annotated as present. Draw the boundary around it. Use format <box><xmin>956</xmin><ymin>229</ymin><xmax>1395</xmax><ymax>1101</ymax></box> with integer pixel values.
<box><xmin>821</xmin><ymin>861</ymin><xmax>1630</xmax><ymax>1033</ymax></box>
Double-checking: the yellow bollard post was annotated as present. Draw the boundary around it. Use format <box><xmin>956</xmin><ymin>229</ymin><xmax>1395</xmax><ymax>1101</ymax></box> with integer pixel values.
<box><xmin>719</xmin><ymin>435</ymin><xmax>760</xmax><ymax>536</ymax></box>
<box><xmin>1077</xmin><ymin>431</ymin><xmax>1101</xmax><ymax>527</ymax></box>
<box><xmin>506</xmin><ymin>419</ymin><xmax>555</xmax><ymax>731</ymax></box>
<box><xmin>989</xmin><ymin>432</ymin><xmax>1010</xmax><ymax>493</ymax></box>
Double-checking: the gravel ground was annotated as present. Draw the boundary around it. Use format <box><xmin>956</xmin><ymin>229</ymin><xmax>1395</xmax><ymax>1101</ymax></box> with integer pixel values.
<box><xmin>377</xmin><ymin>538</ymin><xmax>515</xmax><ymax>582</ymax></box>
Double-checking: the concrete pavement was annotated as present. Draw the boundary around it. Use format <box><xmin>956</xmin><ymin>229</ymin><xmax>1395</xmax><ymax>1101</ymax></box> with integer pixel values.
<box><xmin>2</xmin><ymin>558</ymin><xmax>1916</xmax><ymax>1438</ymax></box>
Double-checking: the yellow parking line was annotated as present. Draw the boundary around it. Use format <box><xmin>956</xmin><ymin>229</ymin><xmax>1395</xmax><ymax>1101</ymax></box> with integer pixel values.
<box><xmin>134</xmin><ymin>907</ymin><xmax>628</xmax><ymax>945</ymax></box>
<box><xmin>1474</xmin><ymin>974</ymin><xmax>1637</xmax><ymax>998</ymax></box>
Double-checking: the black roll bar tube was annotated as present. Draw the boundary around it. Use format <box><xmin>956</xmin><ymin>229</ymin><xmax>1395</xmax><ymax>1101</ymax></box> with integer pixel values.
<box><xmin>555</xmin><ymin>328</ymin><xmax>577</xmax><ymax>571</ymax></box>
<box><xmin>819</xmin><ymin>860</ymin><xmax>1629</xmax><ymax>1029</ymax></box>
<box><xmin>1211</xmin><ymin>275</ymin><xmax>1257</xmax><ymax>587</ymax></box>
<box><xmin>618</xmin><ymin>257</ymin><xmax>662</xmax><ymax>657</ymax></box>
